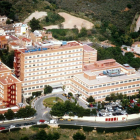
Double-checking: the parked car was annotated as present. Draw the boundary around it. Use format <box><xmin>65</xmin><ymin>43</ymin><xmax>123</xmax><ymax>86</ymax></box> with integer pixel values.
<box><xmin>37</xmin><ymin>121</ymin><xmax>42</xmax><ymax>125</ymax></box>
<box><xmin>0</xmin><ymin>127</ymin><xmax>5</xmax><ymax>130</ymax></box>
<box><xmin>29</xmin><ymin>122</ymin><xmax>36</xmax><ymax>125</ymax></box>
<box><xmin>67</xmin><ymin>118</ymin><xmax>73</xmax><ymax>121</ymax></box>
<box><xmin>24</xmin><ymin>123</ymin><xmax>30</xmax><ymax>126</ymax></box>
<box><xmin>15</xmin><ymin>124</ymin><xmax>21</xmax><ymax>127</ymax></box>
<box><xmin>9</xmin><ymin>125</ymin><xmax>15</xmax><ymax>129</ymax></box>
<box><xmin>59</xmin><ymin>118</ymin><xmax>64</xmax><ymax>121</ymax></box>
<box><xmin>44</xmin><ymin>121</ymin><xmax>49</xmax><ymax>124</ymax></box>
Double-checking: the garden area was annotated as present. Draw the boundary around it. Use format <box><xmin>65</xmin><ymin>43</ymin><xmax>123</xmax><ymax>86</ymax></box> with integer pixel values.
<box><xmin>43</xmin><ymin>97</ymin><xmax>63</xmax><ymax>108</ymax></box>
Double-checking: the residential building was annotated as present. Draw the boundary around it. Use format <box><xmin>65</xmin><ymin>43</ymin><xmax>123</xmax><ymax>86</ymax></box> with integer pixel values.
<box><xmin>30</xmin><ymin>30</ymin><xmax>42</xmax><ymax>43</ymax></box>
<box><xmin>0</xmin><ymin>60</ymin><xmax>21</xmax><ymax>108</ymax></box>
<box><xmin>0</xmin><ymin>24</ymin><xmax>15</xmax><ymax>35</ymax></box>
<box><xmin>14</xmin><ymin>41</ymin><xmax>83</xmax><ymax>97</ymax></box>
<box><xmin>0</xmin><ymin>36</ymin><xmax>8</xmax><ymax>49</ymax></box>
<box><xmin>0</xmin><ymin>28</ymin><xmax>5</xmax><ymax>36</ymax></box>
<box><xmin>14</xmin><ymin>23</ymin><xmax>28</xmax><ymax>36</ymax></box>
<box><xmin>0</xmin><ymin>15</ymin><xmax>7</xmax><ymax>25</ymax></box>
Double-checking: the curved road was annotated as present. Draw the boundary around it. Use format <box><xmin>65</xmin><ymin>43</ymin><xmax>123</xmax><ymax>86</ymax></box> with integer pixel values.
<box><xmin>1</xmin><ymin>93</ymin><xmax>140</xmax><ymax>129</ymax></box>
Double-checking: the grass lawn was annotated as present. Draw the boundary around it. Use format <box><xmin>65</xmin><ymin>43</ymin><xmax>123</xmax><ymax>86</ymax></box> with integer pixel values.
<box><xmin>43</xmin><ymin>97</ymin><xmax>63</xmax><ymax>108</ymax></box>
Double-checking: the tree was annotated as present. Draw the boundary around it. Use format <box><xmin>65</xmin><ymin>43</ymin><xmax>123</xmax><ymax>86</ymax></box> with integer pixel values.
<box><xmin>53</xmin><ymin>132</ymin><xmax>60</xmax><ymax>140</ymax></box>
<box><xmin>50</xmin><ymin>102</ymin><xmax>65</xmax><ymax>117</ymax></box>
<box><xmin>79</xmin><ymin>27</ymin><xmax>87</xmax><ymax>37</ymax></box>
<box><xmin>6</xmin><ymin>19</ymin><xmax>11</xmax><ymax>24</ymax></box>
<box><xmin>20</xmin><ymin>136</ymin><xmax>29</xmax><ymax>140</ymax></box>
<box><xmin>29</xmin><ymin>17</ymin><xmax>42</xmax><ymax>32</ymax></box>
<box><xmin>46</xmin><ymin>16</ymin><xmax>49</xmax><ymax>22</ymax></box>
<box><xmin>68</xmin><ymin>92</ymin><xmax>73</xmax><ymax>97</ymax></box>
<box><xmin>0</xmin><ymin>114</ymin><xmax>5</xmax><ymax>121</ymax></box>
<box><xmin>4</xmin><ymin>109</ymin><xmax>15</xmax><ymax>120</ymax></box>
<box><xmin>86</xmin><ymin>96</ymin><xmax>95</xmax><ymax>102</ymax></box>
<box><xmin>36</xmin><ymin>130</ymin><xmax>47</xmax><ymax>140</ymax></box>
<box><xmin>73</xmin><ymin>132</ymin><xmax>86</xmax><ymax>140</ymax></box>
<box><xmin>16</xmin><ymin>106</ymin><xmax>36</xmax><ymax>118</ymax></box>
<box><xmin>44</xmin><ymin>85</ymin><xmax>53</xmax><ymax>94</ymax></box>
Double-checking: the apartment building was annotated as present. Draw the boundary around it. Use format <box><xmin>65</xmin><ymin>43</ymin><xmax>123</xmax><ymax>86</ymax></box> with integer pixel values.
<box><xmin>14</xmin><ymin>23</ymin><xmax>28</xmax><ymax>36</ymax></box>
<box><xmin>68</xmin><ymin>59</ymin><xmax>140</xmax><ymax>101</ymax></box>
<box><xmin>14</xmin><ymin>41</ymin><xmax>84</xmax><ymax>97</ymax></box>
<box><xmin>0</xmin><ymin>60</ymin><xmax>21</xmax><ymax>108</ymax></box>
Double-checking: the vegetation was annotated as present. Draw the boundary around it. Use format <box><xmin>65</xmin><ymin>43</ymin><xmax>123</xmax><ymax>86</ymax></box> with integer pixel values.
<box><xmin>2</xmin><ymin>125</ymin><xmax>140</xmax><ymax>140</ymax></box>
<box><xmin>0</xmin><ymin>49</ymin><xmax>14</xmax><ymax>69</ymax></box>
<box><xmin>0</xmin><ymin>106</ymin><xmax>36</xmax><ymax>121</ymax></box>
<box><xmin>16</xmin><ymin>106</ymin><xmax>36</xmax><ymax>118</ymax></box>
<box><xmin>50</xmin><ymin>100</ymin><xmax>91</xmax><ymax>117</ymax></box>
<box><xmin>43</xmin><ymin>97</ymin><xmax>63</xmax><ymax>108</ymax></box>
<box><xmin>41</xmin><ymin>12</ymin><xmax>64</xmax><ymax>26</ymax></box>
<box><xmin>4</xmin><ymin>109</ymin><xmax>15</xmax><ymax>120</ymax></box>
<box><xmin>97</xmin><ymin>47</ymin><xmax>140</xmax><ymax>69</ymax></box>
<box><xmin>29</xmin><ymin>17</ymin><xmax>42</xmax><ymax>32</ymax></box>
<box><xmin>44</xmin><ymin>85</ymin><xmax>53</xmax><ymax>94</ymax></box>
<box><xmin>86</xmin><ymin>96</ymin><xmax>95</xmax><ymax>102</ymax></box>
<box><xmin>73</xmin><ymin>132</ymin><xmax>86</xmax><ymax>140</ymax></box>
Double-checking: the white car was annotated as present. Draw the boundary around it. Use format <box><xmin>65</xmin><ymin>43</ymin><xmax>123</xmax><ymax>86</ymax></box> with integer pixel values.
<box><xmin>9</xmin><ymin>125</ymin><xmax>15</xmax><ymax>129</ymax></box>
<box><xmin>37</xmin><ymin>121</ymin><xmax>42</xmax><ymax>125</ymax></box>
<box><xmin>44</xmin><ymin>121</ymin><xmax>49</xmax><ymax>124</ymax></box>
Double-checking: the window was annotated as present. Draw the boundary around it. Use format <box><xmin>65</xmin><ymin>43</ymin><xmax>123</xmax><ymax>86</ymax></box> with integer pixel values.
<box><xmin>112</xmin><ymin>83</ymin><xmax>115</xmax><ymax>85</ymax></box>
<box><xmin>107</xmin><ymin>83</ymin><xmax>110</xmax><ymax>86</ymax></box>
<box><xmin>120</xmin><ymin>81</ymin><xmax>123</xmax><ymax>83</ymax></box>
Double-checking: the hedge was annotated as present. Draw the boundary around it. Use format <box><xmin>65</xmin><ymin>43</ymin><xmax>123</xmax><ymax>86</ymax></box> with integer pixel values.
<box><xmin>30</xmin><ymin>124</ymin><xmax>48</xmax><ymax>128</ymax></box>
<box><xmin>10</xmin><ymin>128</ymin><xmax>21</xmax><ymax>132</ymax></box>
<box><xmin>58</xmin><ymin>125</ymin><xmax>81</xmax><ymax>129</ymax></box>
<box><xmin>0</xmin><ymin>129</ymin><xmax>9</xmax><ymax>133</ymax></box>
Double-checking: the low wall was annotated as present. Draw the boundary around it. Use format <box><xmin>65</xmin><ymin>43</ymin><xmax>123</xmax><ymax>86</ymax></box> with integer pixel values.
<box><xmin>62</xmin><ymin>113</ymin><xmax>140</xmax><ymax>122</ymax></box>
<box><xmin>0</xmin><ymin>117</ymin><xmax>34</xmax><ymax>124</ymax></box>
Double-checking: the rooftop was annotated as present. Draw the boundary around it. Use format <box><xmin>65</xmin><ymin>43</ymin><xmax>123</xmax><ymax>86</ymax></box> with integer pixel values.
<box><xmin>83</xmin><ymin>59</ymin><xmax>120</xmax><ymax>71</ymax></box>
<box><xmin>75</xmin><ymin>71</ymin><xmax>140</xmax><ymax>85</ymax></box>
<box><xmin>18</xmin><ymin>41</ymin><xmax>82</xmax><ymax>54</ymax></box>
<box><xmin>0</xmin><ymin>62</ymin><xmax>11</xmax><ymax>72</ymax></box>
<box><xmin>22</xmin><ymin>38</ymin><xmax>31</xmax><ymax>42</ymax></box>
<box><xmin>83</xmin><ymin>44</ymin><xmax>96</xmax><ymax>51</ymax></box>
<box><xmin>0</xmin><ymin>74</ymin><xmax>20</xmax><ymax>85</ymax></box>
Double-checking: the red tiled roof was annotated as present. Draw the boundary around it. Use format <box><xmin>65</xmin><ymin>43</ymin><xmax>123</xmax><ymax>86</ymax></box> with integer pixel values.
<box><xmin>83</xmin><ymin>45</ymin><xmax>94</xmax><ymax>51</ymax></box>
<box><xmin>22</xmin><ymin>38</ymin><xmax>31</xmax><ymax>42</ymax></box>
<box><xmin>9</xmin><ymin>42</ymin><xmax>18</xmax><ymax>46</ymax></box>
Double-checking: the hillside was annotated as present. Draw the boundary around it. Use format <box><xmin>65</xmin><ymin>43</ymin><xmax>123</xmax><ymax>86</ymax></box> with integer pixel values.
<box><xmin>47</xmin><ymin>0</ymin><xmax>140</xmax><ymax>31</ymax></box>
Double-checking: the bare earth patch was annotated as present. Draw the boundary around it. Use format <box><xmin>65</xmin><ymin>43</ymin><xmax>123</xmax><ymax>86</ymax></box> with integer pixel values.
<box><xmin>24</xmin><ymin>11</ymin><xmax>47</xmax><ymax>23</ymax></box>
<box><xmin>44</xmin><ymin>12</ymin><xmax>94</xmax><ymax>30</ymax></box>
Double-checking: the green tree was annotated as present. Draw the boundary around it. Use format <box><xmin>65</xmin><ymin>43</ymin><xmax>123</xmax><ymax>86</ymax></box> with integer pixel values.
<box><xmin>79</xmin><ymin>27</ymin><xmax>87</xmax><ymax>37</ymax></box>
<box><xmin>20</xmin><ymin>136</ymin><xmax>29</xmax><ymax>140</ymax></box>
<box><xmin>53</xmin><ymin>132</ymin><xmax>60</xmax><ymax>140</ymax></box>
<box><xmin>29</xmin><ymin>17</ymin><xmax>42</xmax><ymax>32</ymax></box>
<box><xmin>50</xmin><ymin>102</ymin><xmax>65</xmax><ymax>117</ymax></box>
<box><xmin>36</xmin><ymin>130</ymin><xmax>47</xmax><ymax>140</ymax></box>
<box><xmin>6</xmin><ymin>19</ymin><xmax>11</xmax><ymax>24</ymax></box>
<box><xmin>0</xmin><ymin>114</ymin><xmax>5</xmax><ymax>121</ymax></box>
<box><xmin>16</xmin><ymin>106</ymin><xmax>36</xmax><ymax>118</ymax></box>
<box><xmin>44</xmin><ymin>85</ymin><xmax>53</xmax><ymax>94</ymax></box>
<box><xmin>4</xmin><ymin>109</ymin><xmax>15</xmax><ymax>120</ymax></box>
<box><xmin>73</xmin><ymin>132</ymin><xmax>86</xmax><ymax>140</ymax></box>
<box><xmin>86</xmin><ymin>96</ymin><xmax>95</xmax><ymax>102</ymax></box>
<box><xmin>68</xmin><ymin>92</ymin><xmax>73</xmax><ymax>97</ymax></box>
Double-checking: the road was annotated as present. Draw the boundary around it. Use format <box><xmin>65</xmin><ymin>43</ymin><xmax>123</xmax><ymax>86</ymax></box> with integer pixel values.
<box><xmin>1</xmin><ymin>93</ymin><xmax>140</xmax><ymax>129</ymax></box>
